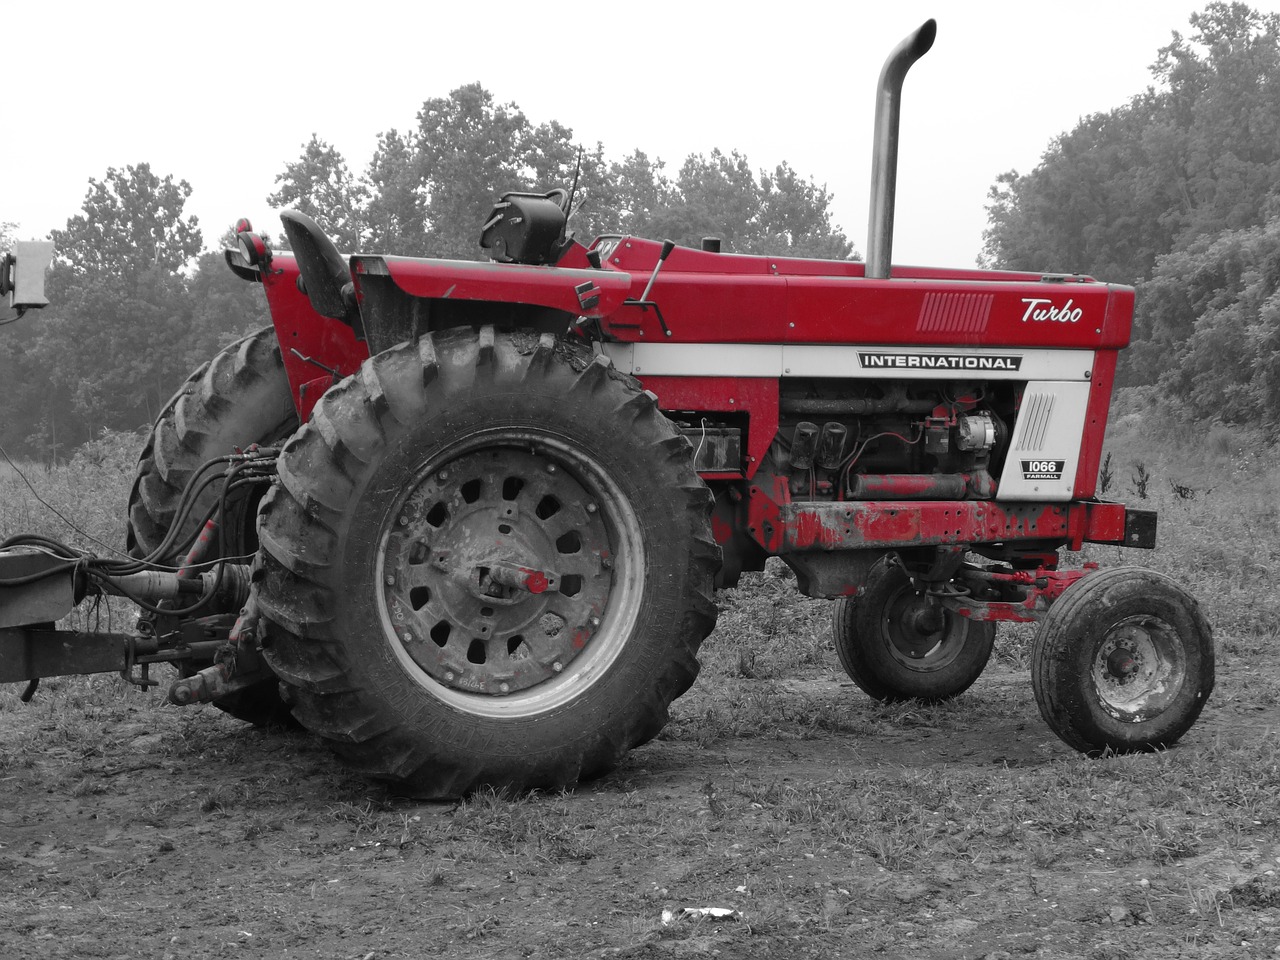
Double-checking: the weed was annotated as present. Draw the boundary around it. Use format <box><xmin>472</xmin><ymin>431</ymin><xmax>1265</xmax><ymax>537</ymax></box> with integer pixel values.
<box><xmin>1099</xmin><ymin>451</ymin><xmax>1114</xmax><ymax>494</ymax></box>
<box><xmin>1131</xmin><ymin>461</ymin><xmax>1151</xmax><ymax>499</ymax></box>
<box><xmin>1137</xmin><ymin>817</ymin><xmax>1199</xmax><ymax>864</ymax></box>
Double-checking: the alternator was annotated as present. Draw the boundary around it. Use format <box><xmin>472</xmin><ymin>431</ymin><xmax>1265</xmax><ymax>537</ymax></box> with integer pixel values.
<box><xmin>955</xmin><ymin>412</ymin><xmax>998</xmax><ymax>452</ymax></box>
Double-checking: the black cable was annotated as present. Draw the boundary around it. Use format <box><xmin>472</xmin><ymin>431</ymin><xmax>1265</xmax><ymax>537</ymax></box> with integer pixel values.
<box><xmin>0</xmin><ymin>451</ymin><xmax>275</xmax><ymax>593</ymax></box>
<box><xmin>0</xmin><ymin>440</ymin><xmax>126</xmax><ymax>557</ymax></box>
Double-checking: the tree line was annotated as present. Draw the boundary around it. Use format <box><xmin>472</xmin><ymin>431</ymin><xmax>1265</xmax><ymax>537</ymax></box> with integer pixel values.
<box><xmin>983</xmin><ymin>2</ymin><xmax>1280</xmax><ymax>431</ymax></box>
<box><xmin>6</xmin><ymin>2</ymin><xmax>1278</xmax><ymax>459</ymax></box>
<box><xmin>0</xmin><ymin>84</ymin><xmax>852</xmax><ymax>460</ymax></box>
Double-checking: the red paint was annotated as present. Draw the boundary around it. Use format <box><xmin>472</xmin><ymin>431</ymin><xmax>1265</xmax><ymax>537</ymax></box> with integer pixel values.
<box><xmin>1074</xmin><ymin>348</ymin><xmax>1118</xmax><ymax>499</ymax></box>
<box><xmin>353</xmin><ymin>255</ymin><xmax>632</xmax><ymax>319</ymax></box>
<box><xmin>178</xmin><ymin>519</ymin><xmax>218</xmax><ymax>578</ymax></box>
<box><xmin>260</xmin><ymin>255</ymin><xmax>368</xmax><ymax>419</ymax></box>
<box><xmin>710</xmin><ymin>511</ymin><xmax>734</xmax><ymax>546</ymax></box>
<box><xmin>588</xmin><ymin>236</ymin><xmax>1127</xmax><ymax>349</ymax></box>
<box><xmin>943</xmin><ymin>564</ymin><xmax>1096</xmax><ymax>623</ymax></box>
<box><xmin>638</xmin><ymin>376</ymin><xmax>778</xmax><ymax>479</ymax></box>
<box><xmin>740</xmin><ymin>499</ymin><xmax>1136</xmax><ymax>554</ymax></box>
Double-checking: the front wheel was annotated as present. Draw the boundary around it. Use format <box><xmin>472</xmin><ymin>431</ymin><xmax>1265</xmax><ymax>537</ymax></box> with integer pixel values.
<box><xmin>832</xmin><ymin>557</ymin><xmax>995</xmax><ymax>703</ymax></box>
<box><xmin>1031</xmin><ymin>567</ymin><xmax>1213</xmax><ymax>755</ymax></box>
<box><xmin>254</xmin><ymin>328</ymin><xmax>719</xmax><ymax>798</ymax></box>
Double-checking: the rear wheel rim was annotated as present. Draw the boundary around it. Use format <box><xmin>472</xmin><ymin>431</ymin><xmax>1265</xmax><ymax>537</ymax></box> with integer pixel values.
<box><xmin>377</xmin><ymin>430</ymin><xmax>643</xmax><ymax>718</ymax></box>
<box><xmin>1090</xmin><ymin>615</ymin><xmax>1186</xmax><ymax>721</ymax></box>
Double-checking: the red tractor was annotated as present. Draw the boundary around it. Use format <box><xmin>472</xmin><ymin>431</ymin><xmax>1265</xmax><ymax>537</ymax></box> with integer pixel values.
<box><xmin>1</xmin><ymin>22</ymin><xmax>1212</xmax><ymax>797</ymax></box>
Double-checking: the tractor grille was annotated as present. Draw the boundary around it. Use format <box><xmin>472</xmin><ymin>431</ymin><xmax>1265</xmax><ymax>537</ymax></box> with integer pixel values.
<box><xmin>1015</xmin><ymin>391</ymin><xmax>1056</xmax><ymax>450</ymax></box>
<box><xmin>916</xmin><ymin>292</ymin><xmax>993</xmax><ymax>334</ymax></box>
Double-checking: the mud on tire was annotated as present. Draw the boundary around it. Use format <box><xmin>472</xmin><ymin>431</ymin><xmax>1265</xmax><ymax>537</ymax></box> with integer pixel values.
<box><xmin>1031</xmin><ymin>567</ymin><xmax>1213</xmax><ymax>755</ymax></box>
<box><xmin>254</xmin><ymin>327</ymin><xmax>719</xmax><ymax>798</ymax></box>
<box><xmin>126</xmin><ymin>326</ymin><xmax>298</xmax><ymax>726</ymax></box>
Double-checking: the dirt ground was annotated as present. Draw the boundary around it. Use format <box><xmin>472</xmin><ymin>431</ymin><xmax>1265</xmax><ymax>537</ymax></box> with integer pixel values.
<box><xmin>2</xmin><ymin>654</ymin><xmax>1279</xmax><ymax>960</ymax></box>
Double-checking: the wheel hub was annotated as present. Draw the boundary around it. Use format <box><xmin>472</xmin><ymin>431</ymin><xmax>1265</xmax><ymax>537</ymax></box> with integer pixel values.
<box><xmin>380</xmin><ymin>446</ymin><xmax>616</xmax><ymax>696</ymax></box>
<box><xmin>885</xmin><ymin>589</ymin><xmax>957</xmax><ymax>665</ymax></box>
<box><xmin>1106</xmin><ymin>647</ymin><xmax>1140</xmax><ymax>679</ymax></box>
<box><xmin>1092</xmin><ymin>617</ymin><xmax>1187</xmax><ymax>720</ymax></box>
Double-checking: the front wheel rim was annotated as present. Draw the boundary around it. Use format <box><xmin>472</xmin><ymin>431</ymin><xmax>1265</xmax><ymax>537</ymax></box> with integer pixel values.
<box><xmin>377</xmin><ymin>430</ymin><xmax>644</xmax><ymax>719</ymax></box>
<box><xmin>881</xmin><ymin>585</ymin><xmax>966</xmax><ymax>672</ymax></box>
<box><xmin>1090</xmin><ymin>615</ymin><xmax>1187</xmax><ymax>721</ymax></box>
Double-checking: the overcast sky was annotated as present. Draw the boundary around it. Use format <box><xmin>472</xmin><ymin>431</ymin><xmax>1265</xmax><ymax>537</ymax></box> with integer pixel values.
<box><xmin>5</xmin><ymin>1</ymin><xmax>1278</xmax><ymax>269</ymax></box>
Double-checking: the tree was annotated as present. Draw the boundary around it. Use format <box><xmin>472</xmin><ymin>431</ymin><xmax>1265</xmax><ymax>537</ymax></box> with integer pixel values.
<box><xmin>5</xmin><ymin>164</ymin><xmax>209</xmax><ymax>454</ymax></box>
<box><xmin>983</xmin><ymin>3</ymin><xmax>1280</xmax><ymax>285</ymax></box>
<box><xmin>636</xmin><ymin>150</ymin><xmax>854</xmax><ymax>259</ymax></box>
<box><xmin>278</xmin><ymin>83</ymin><xmax>854</xmax><ymax>265</ymax></box>
<box><xmin>413</xmin><ymin>84</ymin><xmax>569</xmax><ymax>259</ymax></box>
<box><xmin>1152</xmin><ymin>3</ymin><xmax>1280</xmax><ymax>241</ymax></box>
<box><xmin>1133</xmin><ymin>216</ymin><xmax>1280</xmax><ymax>428</ymax></box>
<box><xmin>981</xmin><ymin>3</ymin><xmax>1280</xmax><ymax>402</ymax></box>
<box><xmin>268</xmin><ymin>135</ymin><xmax>368</xmax><ymax>250</ymax></box>
<box><xmin>588</xmin><ymin>149</ymin><xmax>677</xmax><ymax>240</ymax></box>
<box><xmin>981</xmin><ymin>94</ymin><xmax>1174</xmax><ymax>282</ymax></box>
<box><xmin>49</xmin><ymin>163</ymin><xmax>201</xmax><ymax>288</ymax></box>
<box><xmin>363</xmin><ymin>129</ymin><xmax>427</xmax><ymax>255</ymax></box>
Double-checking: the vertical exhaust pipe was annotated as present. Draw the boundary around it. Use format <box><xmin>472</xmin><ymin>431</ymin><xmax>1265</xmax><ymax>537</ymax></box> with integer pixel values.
<box><xmin>866</xmin><ymin>19</ymin><xmax>936</xmax><ymax>279</ymax></box>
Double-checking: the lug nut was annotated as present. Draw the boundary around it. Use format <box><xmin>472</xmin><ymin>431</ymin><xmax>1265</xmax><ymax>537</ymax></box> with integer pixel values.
<box><xmin>445</xmin><ymin>671</ymin><xmax>454</xmax><ymax>681</ymax></box>
<box><xmin>437</xmin><ymin>470</ymin><xmax>449</xmax><ymax>481</ymax></box>
<box><xmin>546</xmin><ymin>464</ymin><xmax>557</xmax><ymax>474</ymax></box>
<box><xmin>385</xmin><ymin>575</ymin><xmax>395</xmax><ymax>586</ymax></box>
<box><xmin>399</xmin><ymin>515</ymin><xmax>409</xmax><ymax>526</ymax></box>
<box><xmin>552</xmin><ymin>662</ymin><xmax>563</xmax><ymax>673</ymax></box>
<box><xmin>586</xmin><ymin>502</ymin><xmax>597</xmax><ymax>514</ymax></box>
<box><xmin>499</xmin><ymin>682</ymin><xmax>510</xmax><ymax>693</ymax></box>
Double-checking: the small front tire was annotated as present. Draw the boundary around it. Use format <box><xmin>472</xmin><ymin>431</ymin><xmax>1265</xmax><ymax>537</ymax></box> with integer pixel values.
<box><xmin>1031</xmin><ymin>567</ymin><xmax>1213</xmax><ymax>755</ymax></box>
<box><xmin>832</xmin><ymin>557</ymin><xmax>995</xmax><ymax>703</ymax></box>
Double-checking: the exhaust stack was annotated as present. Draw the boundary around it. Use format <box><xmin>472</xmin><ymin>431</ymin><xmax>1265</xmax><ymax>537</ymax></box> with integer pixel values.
<box><xmin>866</xmin><ymin>19</ymin><xmax>936</xmax><ymax>280</ymax></box>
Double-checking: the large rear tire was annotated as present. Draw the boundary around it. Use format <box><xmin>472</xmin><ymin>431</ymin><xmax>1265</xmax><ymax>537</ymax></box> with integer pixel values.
<box><xmin>832</xmin><ymin>557</ymin><xmax>995</xmax><ymax>703</ymax></box>
<box><xmin>127</xmin><ymin>327</ymin><xmax>298</xmax><ymax>560</ymax></box>
<box><xmin>126</xmin><ymin>326</ymin><xmax>298</xmax><ymax>726</ymax></box>
<box><xmin>1031</xmin><ymin>567</ymin><xmax>1213</xmax><ymax>755</ymax></box>
<box><xmin>253</xmin><ymin>328</ymin><xmax>719</xmax><ymax>798</ymax></box>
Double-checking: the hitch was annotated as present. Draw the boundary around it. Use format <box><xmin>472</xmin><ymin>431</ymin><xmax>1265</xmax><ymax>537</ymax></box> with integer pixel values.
<box><xmin>0</xmin><ymin>546</ymin><xmax>253</xmax><ymax>689</ymax></box>
<box><xmin>167</xmin><ymin>596</ymin><xmax>272</xmax><ymax>706</ymax></box>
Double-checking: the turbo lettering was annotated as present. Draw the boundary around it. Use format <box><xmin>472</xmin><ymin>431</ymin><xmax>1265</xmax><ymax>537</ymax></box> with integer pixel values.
<box><xmin>1020</xmin><ymin>298</ymin><xmax>1083</xmax><ymax>324</ymax></box>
